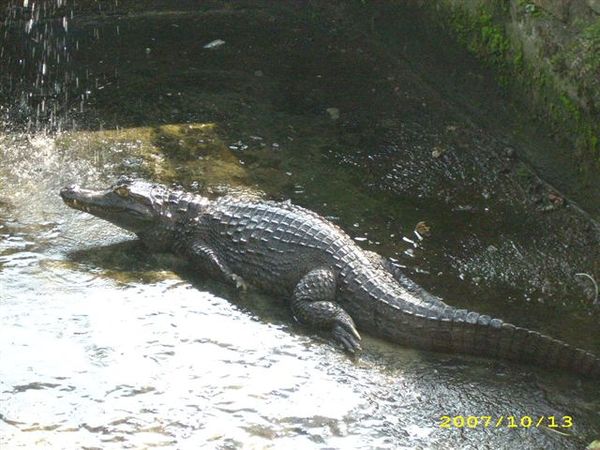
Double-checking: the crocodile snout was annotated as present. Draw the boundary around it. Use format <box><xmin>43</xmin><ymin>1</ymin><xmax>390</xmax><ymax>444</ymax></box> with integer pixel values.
<box><xmin>60</xmin><ymin>184</ymin><xmax>79</xmax><ymax>200</ymax></box>
<box><xmin>60</xmin><ymin>185</ymin><xmax>86</xmax><ymax>210</ymax></box>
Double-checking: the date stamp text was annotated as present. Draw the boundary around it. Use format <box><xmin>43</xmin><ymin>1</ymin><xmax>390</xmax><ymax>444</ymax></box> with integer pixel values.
<box><xmin>439</xmin><ymin>415</ymin><xmax>573</xmax><ymax>429</ymax></box>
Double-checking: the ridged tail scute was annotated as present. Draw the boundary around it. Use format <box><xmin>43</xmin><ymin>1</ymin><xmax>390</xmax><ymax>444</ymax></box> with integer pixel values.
<box><xmin>377</xmin><ymin>304</ymin><xmax>600</xmax><ymax>378</ymax></box>
<box><xmin>435</xmin><ymin>307</ymin><xmax>600</xmax><ymax>378</ymax></box>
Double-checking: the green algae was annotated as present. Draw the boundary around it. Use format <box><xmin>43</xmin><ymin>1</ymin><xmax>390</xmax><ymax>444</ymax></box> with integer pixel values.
<box><xmin>55</xmin><ymin>123</ymin><xmax>250</xmax><ymax>187</ymax></box>
<box><xmin>422</xmin><ymin>1</ymin><xmax>600</xmax><ymax>181</ymax></box>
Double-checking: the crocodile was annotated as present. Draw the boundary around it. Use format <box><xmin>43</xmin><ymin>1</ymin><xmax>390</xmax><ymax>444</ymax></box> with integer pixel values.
<box><xmin>60</xmin><ymin>177</ymin><xmax>600</xmax><ymax>378</ymax></box>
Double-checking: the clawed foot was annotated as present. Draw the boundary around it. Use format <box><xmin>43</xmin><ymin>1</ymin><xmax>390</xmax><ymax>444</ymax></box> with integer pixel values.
<box><xmin>332</xmin><ymin>320</ymin><xmax>362</xmax><ymax>354</ymax></box>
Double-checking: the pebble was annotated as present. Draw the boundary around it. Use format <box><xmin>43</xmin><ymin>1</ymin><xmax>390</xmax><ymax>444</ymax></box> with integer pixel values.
<box><xmin>203</xmin><ymin>39</ymin><xmax>226</xmax><ymax>49</ymax></box>
<box><xmin>326</xmin><ymin>108</ymin><xmax>340</xmax><ymax>120</ymax></box>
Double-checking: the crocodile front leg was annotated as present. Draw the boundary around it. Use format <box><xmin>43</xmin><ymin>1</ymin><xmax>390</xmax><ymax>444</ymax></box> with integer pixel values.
<box><xmin>291</xmin><ymin>267</ymin><xmax>361</xmax><ymax>353</ymax></box>
<box><xmin>187</xmin><ymin>241</ymin><xmax>247</xmax><ymax>290</ymax></box>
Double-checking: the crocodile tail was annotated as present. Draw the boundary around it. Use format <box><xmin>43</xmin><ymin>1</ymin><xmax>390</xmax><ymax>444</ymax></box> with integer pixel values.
<box><xmin>377</xmin><ymin>305</ymin><xmax>600</xmax><ymax>378</ymax></box>
<box><xmin>425</xmin><ymin>308</ymin><xmax>600</xmax><ymax>378</ymax></box>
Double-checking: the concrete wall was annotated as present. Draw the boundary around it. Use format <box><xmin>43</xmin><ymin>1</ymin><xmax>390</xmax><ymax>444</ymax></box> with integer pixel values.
<box><xmin>421</xmin><ymin>0</ymin><xmax>599</xmax><ymax>184</ymax></box>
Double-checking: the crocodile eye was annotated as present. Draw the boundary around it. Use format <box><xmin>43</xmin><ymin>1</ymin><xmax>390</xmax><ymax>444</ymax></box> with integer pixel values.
<box><xmin>115</xmin><ymin>186</ymin><xmax>129</xmax><ymax>197</ymax></box>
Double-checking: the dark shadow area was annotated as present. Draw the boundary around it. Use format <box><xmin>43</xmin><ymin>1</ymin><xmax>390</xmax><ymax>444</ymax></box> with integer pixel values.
<box><xmin>66</xmin><ymin>238</ymin><xmax>293</xmax><ymax>323</ymax></box>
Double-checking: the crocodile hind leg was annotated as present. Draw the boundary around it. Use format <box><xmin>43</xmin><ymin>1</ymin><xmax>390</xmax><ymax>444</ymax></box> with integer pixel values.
<box><xmin>291</xmin><ymin>267</ymin><xmax>362</xmax><ymax>353</ymax></box>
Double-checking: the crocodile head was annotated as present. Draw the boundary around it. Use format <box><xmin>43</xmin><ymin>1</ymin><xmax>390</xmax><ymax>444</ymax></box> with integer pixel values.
<box><xmin>60</xmin><ymin>177</ymin><xmax>168</xmax><ymax>233</ymax></box>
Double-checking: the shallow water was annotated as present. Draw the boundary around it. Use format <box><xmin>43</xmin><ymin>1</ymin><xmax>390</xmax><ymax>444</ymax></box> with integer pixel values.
<box><xmin>1</xmin><ymin>158</ymin><xmax>598</xmax><ymax>450</ymax></box>
<box><xmin>1</xmin><ymin>2</ymin><xmax>599</xmax><ymax>449</ymax></box>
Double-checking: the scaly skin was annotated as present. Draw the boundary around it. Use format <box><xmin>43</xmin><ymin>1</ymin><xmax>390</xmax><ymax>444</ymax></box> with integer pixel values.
<box><xmin>60</xmin><ymin>177</ymin><xmax>600</xmax><ymax>378</ymax></box>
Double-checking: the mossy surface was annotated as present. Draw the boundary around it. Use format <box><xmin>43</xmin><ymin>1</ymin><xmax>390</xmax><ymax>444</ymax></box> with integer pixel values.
<box><xmin>56</xmin><ymin>123</ymin><xmax>250</xmax><ymax>187</ymax></box>
<box><xmin>421</xmin><ymin>0</ymin><xmax>599</xmax><ymax>190</ymax></box>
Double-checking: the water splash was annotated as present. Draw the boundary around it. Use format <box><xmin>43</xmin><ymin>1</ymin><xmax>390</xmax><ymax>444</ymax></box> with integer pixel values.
<box><xmin>1</xmin><ymin>0</ymin><xmax>79</xmax><ymax>131</ymax></box>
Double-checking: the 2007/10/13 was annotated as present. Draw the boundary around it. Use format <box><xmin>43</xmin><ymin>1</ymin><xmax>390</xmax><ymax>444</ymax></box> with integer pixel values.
<box><xmin>439</xmin><ymin>415</ymin><xmax>573</xmax><ymax>429</ymax></box>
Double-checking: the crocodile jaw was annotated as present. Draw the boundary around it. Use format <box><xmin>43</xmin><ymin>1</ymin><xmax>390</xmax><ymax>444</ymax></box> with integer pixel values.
<box><xmin>60</xmin><ymin>184</ymin><xmax>154</xmax><ymax>232</ymax></box>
